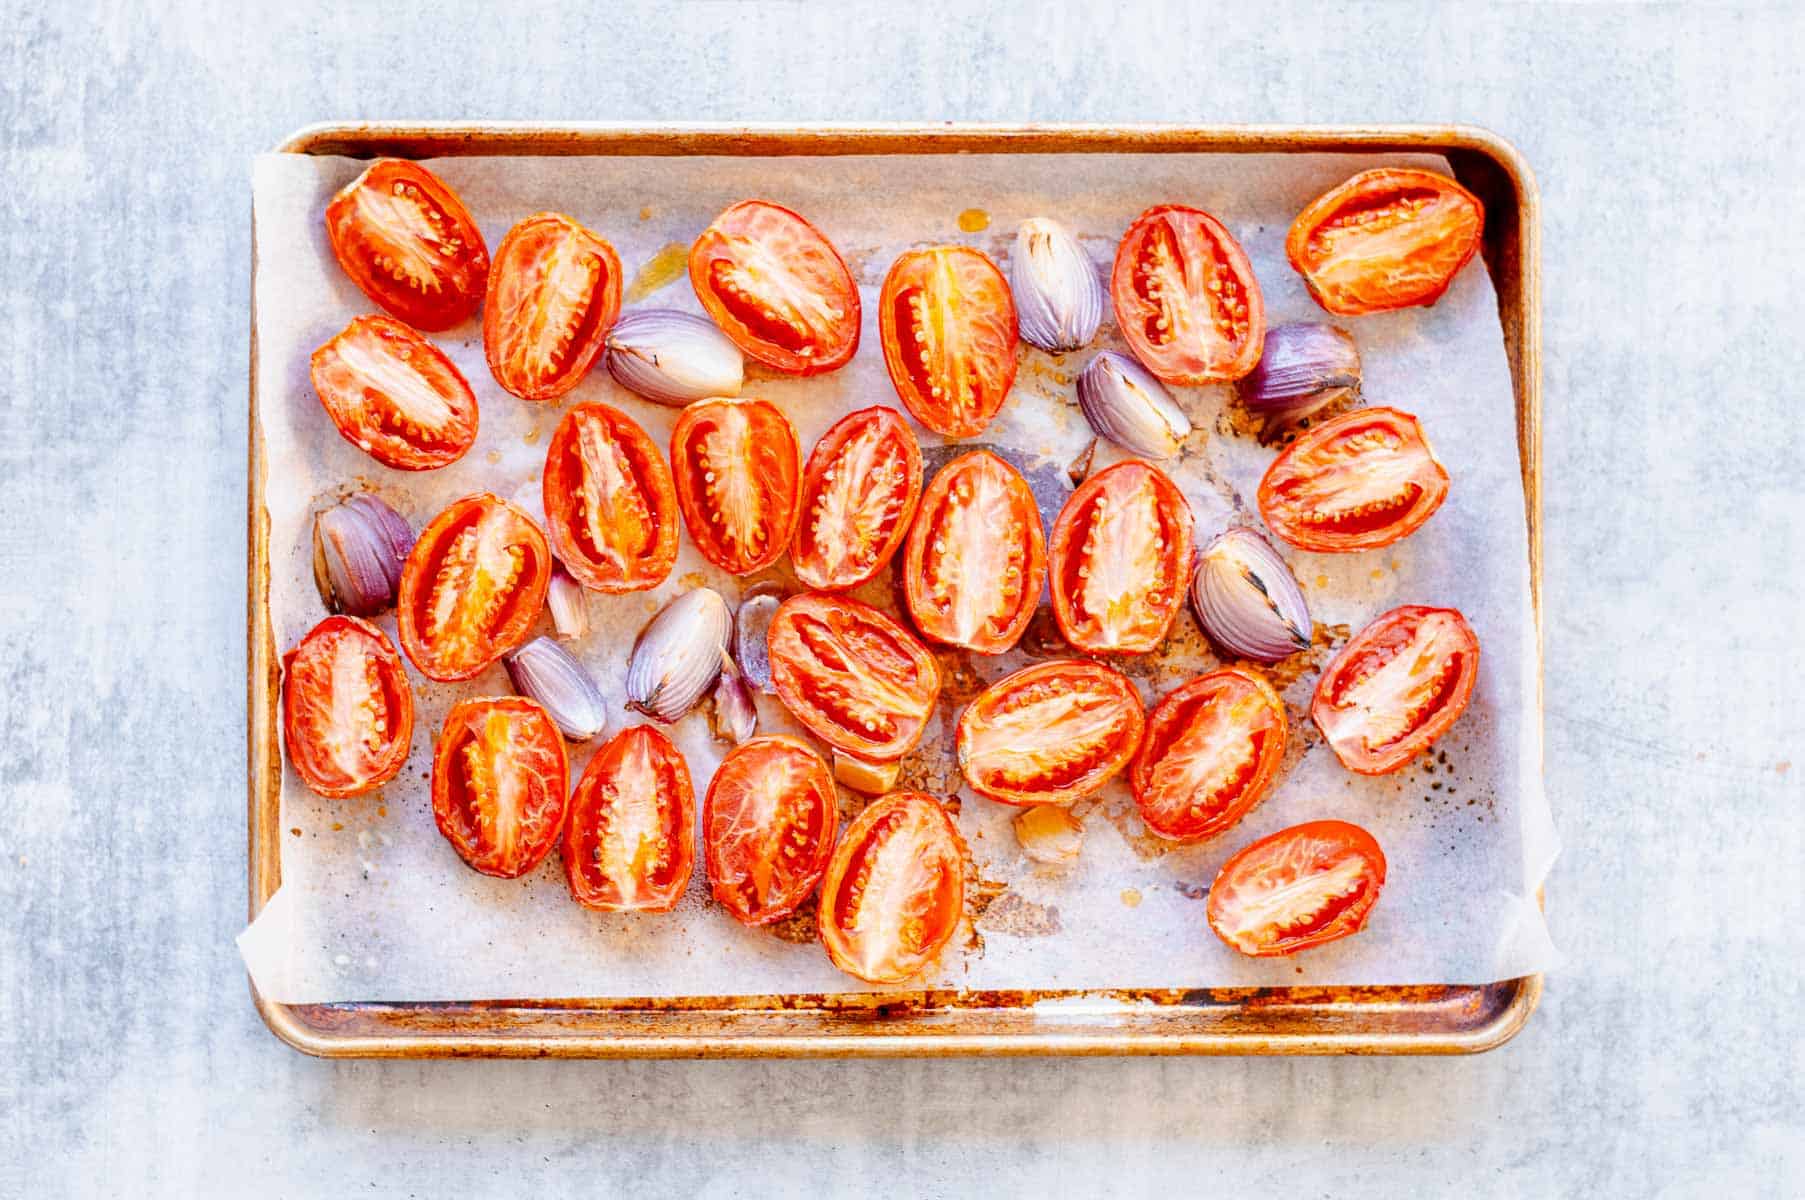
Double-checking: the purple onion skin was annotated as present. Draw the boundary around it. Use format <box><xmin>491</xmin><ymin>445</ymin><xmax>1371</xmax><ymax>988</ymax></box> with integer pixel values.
<box><xmin>1237</xmin><ymin>323</ymin><xmax>1361</xmax><ymax>438</ymax></box>
<box><xmin>312</xmin><ymin>494</ymin><xmax>414</xmax><ymax>617</ymax></box>
<box><xmin>1190</xmin><ymin>527</ymin><xmax>1311</xmax><ymax>663</ymax></box>
<box><xmin>1076</xmin><ymin>350</ymin><xmax>1191</xmax><ymax>459</ymax></box>
<box><xmin>604</xmin><ymin>309</ymin><xmax>744</xmax><ymax>406</ymax></box>
<box><xmin>505</xmin><ymin>637</ymin><xmax>609</xmax><ymax>742</ymax></box>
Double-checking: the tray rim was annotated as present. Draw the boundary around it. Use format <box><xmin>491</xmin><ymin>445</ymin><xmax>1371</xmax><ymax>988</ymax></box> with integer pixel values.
<box><xmin>248</xmin><ymin>120</ymin><xmax>1543</xmax><ymax>1058</ymax></box>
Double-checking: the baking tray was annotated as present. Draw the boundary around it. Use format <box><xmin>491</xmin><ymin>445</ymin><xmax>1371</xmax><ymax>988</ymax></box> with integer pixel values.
<box><xmin>248</xmin><ymin>122</ymin><xmax>1542</xmax><ymax>1057</ymax></box>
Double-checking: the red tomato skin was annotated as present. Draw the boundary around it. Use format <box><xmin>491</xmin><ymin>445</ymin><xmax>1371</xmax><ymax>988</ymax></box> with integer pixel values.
<box><xmin>767</xmin><ymin>594</ymin><xmax>942</xmax><ymax>762</ymax></box>
<box><xmin>483</xmin><ymin>212</ymin><xmax>623</xmax><ymax>401</ymax></box>
<box><xmin>901</xmin><ymin>450</ymin><xmax>1046</xmax><ymax>655</ymax></box>
<box><xmin>542</xmin><ymin>403</ymin><xmax>679</xmax><ymax>593</ymax></box>
<box><xmin>1285</xmin><ymin>168</ymin><xmax>1484</xmax><ymax>316</ymax></box>
<box><xmin>1310</xmin><ymin>604</ymin><xmax>1479</xmax><ymax>775</ymax></box>
<box><xmin>689</xmin><ymin>200</ymin><xmax>860</xmax><ymax>375</ymax></box>
<box><xmin>955</xmin><ymin>659</ymin><xmax>1145</xmax><ymax>807</ymax></box>
<box><xmin>562</xmin><ymin>724</ymin><xmax>695</xmax><ymax>912</ymax></box>
<box><xmin>878</xmin><ymin>247</ymin><xmax>1019</xmax><ymax>439</ymax></box>
<box><xmin>702</xmin><ymin>735</ymin><xmax>839</xmax><ymax>926</ymax></box>
<box><xmin>324</xmin><ymin>159</ymin><xmax>489</xmax><ymax>331</ymax></box>
<box><xmin>669</xmin><ymin>397</ymin><xmax>802</xmax><ymax>576</ymax></box>
<box><xmin>281</xmin><ymin>615</ymin><xmax>414</xmax><ymax>799</ymax></box>
<box><xmin>430</xmin><ymin>696</ymin><xmax>570</xmax><ymax>879</ymax></box>
<box><xmin>1129</xmin><ymin>667</ymin><xmax>1287</xmax><ymax>843</ymax></box>
<box><xmin>1207</xmin><ymin>820</ymin><xmax>1386</xmax><ymax>957</ymax></box>
<box><xmin>1256</xmin><ymin>406</ymin><xmax>1449</xmax><ymax>553</ymax></box>
<box><xmin>1110</xmin><ymin>205</ymin><xmax>1264</xmax><ymax>384</ymax></box>
<box><xmin>309</xmin><ymin>314</ymin><xmax>480</xmax><ymax>472</ymax></box>
<box><xmin>395</xmin><ymin>494</ymin><xmax>553</xmax><ymax>682</ymax></box>
<box><xmin>791</xmin><ymin>407</ymin><xmax>924</xmax><ymax>592</ymax></box>
<box><xmin>818</xmin><ymin>791</ymin><xmax>967</xmax><ymax>984</ymax></box>
<box><xmin>1049</xmin><ymin>459</ymin><xmax>1194</xmax><ymax>655</ymax></box>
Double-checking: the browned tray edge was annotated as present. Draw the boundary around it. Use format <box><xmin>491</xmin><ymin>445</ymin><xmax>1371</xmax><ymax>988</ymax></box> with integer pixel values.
<box><xmin>247</xmin><ymin>121</ymin><xmax>1543</xmax><ymax>1059</ymax></box>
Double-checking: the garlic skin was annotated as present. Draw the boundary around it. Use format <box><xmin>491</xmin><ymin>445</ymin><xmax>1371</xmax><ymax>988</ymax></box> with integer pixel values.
<box><xmin>312</xmin><ymin>494</ymin><xmax>414</xmax><ymax>617</ymax></box>
<box><xmin>625</xmin><ymin>588</ymin><xmax>731</xmax><ymax>722</ymax></box>
<box><xmin>546</xmin><ymin>566</ymin><xmax>589</xmax><ymax>641</ymax></box>
<box><xmin>605</xmin><ymin>309</ymin><xmax>745</xmax><ymax>406</ymax></box>
<box><xmin>1237</xmin><ymin>322</ymin><xmax>1361</xmax><ymax>439</ymax></box>
<box><xmin>709</xmin><ymin>654</ymin><xmax>758</xmax><ymax>745</ymax></box>
<box><xmin>504</xmin><ymin>637</ymin><xmax>609</xmax><ymax>742</ymax></box>
<box><xmin>1190</xmin><ymin>527</ymin><xmax>1312</xmax><ymax>663</ymax></box>
<box><xmin>1011</xmin><ymin>218</ymin><xmax>1106</xmax><ymax>353</ymax></box>
<box><xmin>1076</xmin><ymin>350</ymin><xmax>1192</xmax><ymax>459</ymax></box>
<box><xmin>1013</xmin><ymin>804</ymin><xmax>1083</xmax><ymax>865</ymax></box>
<box><xmin>731</xmin><ymin>584</ymin><xmax>784</xmax><ymax>695</ymax></box>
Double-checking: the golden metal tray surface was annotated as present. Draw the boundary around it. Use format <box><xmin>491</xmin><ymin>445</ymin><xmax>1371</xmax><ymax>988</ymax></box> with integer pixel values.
<box><xmin>248</xmin><ymin>122</ymin><xmax>1542</xmax><ymax>1057</ymax></box>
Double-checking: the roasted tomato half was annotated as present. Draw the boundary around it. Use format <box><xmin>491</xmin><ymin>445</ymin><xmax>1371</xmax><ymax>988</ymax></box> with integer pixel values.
<box><xmin>563</xmin><ymin>724</ymin><xmax>694</xmax><ymax>912</ymax></box>
<box><xmin>310</xmin><ymin>315</ymin><xmax>479</xmax><ymax>471</ymax></box>
<box><xmin>792</xmin><ymin>407</ymin><xmax>923</xmax><ymax>591</ymax></box>
<box><xmin>542</xmin><ymin>403</ymin><xmax>679</xmax><ymax>593</ymax></box>
<box><xmin>703</xmin><ymin>735</ymin><xmax>838</xmax><ymax>925</ymax></box>
<box><xmin>281</xmin><ymin>615</ymin><xmax>413</xmax><ymax>799</ymax></box>
<box><xmin>483</xmin><ymin>212</ymin><xmax>623</xmax><ymax>401</ymax></box>
<box><xmin>689</xmin><ymin>200</ymin><xmax>860</xmax><ymax>375</ymax></box>
<box><xmin>397</xmin><ymin>494</ymin><xmax>552</xmax><ymax>681</ymax></box>
<box><xmin>669</xmin><ymin>397</ymin><xmax>801</xmax><ymax>575</ymax></box>
<box><xmin>324</xmin><ymin>158</ymin><xmax>488</xmax><ymax>331</ymax></box>
<box><xmin>878</xmin><ymin>247</ymin><xmax>1019</xmax><ymax>438</ymax></box>
<box><xmin>1257</xmin><ymin>406</ymin><xmax>1449</xmax><ymax>553</ymax></box>
<box><xmin>1207</xmin><ymin>820</ymin><xmax>1386</xmax><ymax>957</ymax></box>
<box><xmin>819</xmin><ymin>792</ymin><xmax>966</xmax><ymax>984</ymax></box>
<box><xmin>768</xmin><ymin>594</ymin><xmax>941</xmax><ymax>762</ymax></box>
<box><xmin>1049</xmin><ymin>459</ymin><xmax>1194</xmax><ymax>654</ymax></box>
<box><xmin>902</xmin><ymin>450</ymin><xmax>1046</xmax><ymax>654</ymax></box>
<box><xmin>956</xmin><ymin>659</ymin><xmax>1144</xmax><ymax>807</ymax></box>
<box><xmin>1311</xmin><ymin>604</ymin><xmax>1479</xmax><ymax>775</ymax></box>
<box><xmin>431</xmin><ymin>696</ymin><xmax>569</xmax><ymax>878</ymax></box>
<box><xmin>1130</xmin><ymin>668</ymin><xmax>1286</xmax><ymax>842</ymax></box>
<box><xmin>1110</xmin><ymin>205</ymin><xmax>1264</xmax><ymax>384</ymax></box>
<box><xmin>1286</xmin><ymin>168</ymin><xmax>1484</xmax><ymax>316</ymax></box>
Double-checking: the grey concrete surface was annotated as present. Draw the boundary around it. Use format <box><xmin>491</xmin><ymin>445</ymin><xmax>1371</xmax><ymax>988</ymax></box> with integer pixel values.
<box><xmin>2</xmin><ymin>2</ymin><xmax>1800</xmax><ymax>1196</ymax></box>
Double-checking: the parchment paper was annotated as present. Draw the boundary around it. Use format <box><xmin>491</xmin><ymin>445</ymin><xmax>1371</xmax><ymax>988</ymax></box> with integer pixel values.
<box><xmin>240</xmin><ymin>149</ymin><xmax>1559</xmax><ymax>1002</ymax></box>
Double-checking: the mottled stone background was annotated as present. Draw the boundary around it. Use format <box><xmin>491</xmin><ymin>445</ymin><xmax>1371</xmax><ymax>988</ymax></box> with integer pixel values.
<box><xmin>2</xmin><ymin>3</ymin><xmax>1799</xmax><ymax>1196</ymax></box>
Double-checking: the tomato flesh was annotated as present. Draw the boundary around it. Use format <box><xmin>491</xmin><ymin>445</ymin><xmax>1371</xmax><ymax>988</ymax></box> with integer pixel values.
<box><xmin>902</xmin><ymin>450</ymin><xmax>1046</xmax><ymax>654</ymax></box>
<box><xmin>1131</xmin><ymin>668</ymin><xmax>1286</xmax><ymax>842</ymax></box>
<box><xmin>1110</xmin><ymin>205</ymin><xmax>1264</xmax><ymax>384</ymax></box>
<box><xmin>878</xmin><ymin>247</ymin><xmax>1019</xmax><ymax>438</ymax></box>
<box><xmin>792</xmin><ymin>407</ymin><xmax>923</xmax><ymax>591</ymax></box>
<box><xmin>542</xmin><ymin>403</ymin><xmax>678</xmax><ymax>593</ymax></box>
<box><xmin>1286</xmin><ymin>168</ymin><xmax>1483</xmax><ymax>316</ymax></box>
<box><xmin>397</xmin><ymin>494</ymin><xmax>552</xmax><ymax>681</ymax></box>
<box><xmin>767</xmin><ymin>594</ymin><xmax>941</xmax><ymax>762</ymax></box>
<box><xmin>564</xmin><ymin>724</ymin><xmax>694</xmax><ymax>911</ymax></box>
<box><xmin>282</xmin><ymin>615</ymin><xmax>414</xmax><ymax>799</ymax></box>
<box><xmin>483</xmin><ymin>212</ymin><xmax>622</xmax><ymax>401</ymax></box>
<box><xmin>1049</xmin><ymin>459</ymin><xmax>1193</xmax><ymax>654</ymax></box>
<box><xmin>670</xmin><ymin>397</ymin><xmax>801</xmax><ymax>575</ymax></box>
<box><xmin>703</xmin><ymin>735</ymin><xmax>838</xmax><ymax>925</ymax></box>
<box><xmin>431</xmin><ymin>697</ymin><xmax>569</xmax><ymax>879</ymax></box>
<box><xmin>819</xmin><ymin>792</ymin><xmax>966</xmax><ymax>984</ymax></box>
<box><xmin>1257</xmin><ymin>406</ymin><xmax>1449</xmax><ymax>553</ymax></box>
<box><xmin>956</xmin><ymin>659</ymin><xmax>1144</xmax><ymax>807</ymax></box>
<box><xmin>1311</xmin><ymin>604</ymin><xmax>1479</xmax><ymax>775</ymax></box>
<box><xmin>324</xmin><ymin>159</ymin><xmax>488</xmax><ymax>331</ymax></box>
<box><xmin>310</xmin><ymin>314</ymin><xmax>479</xmax><ymax>471</ymax></box>
<box><xmin>1207</xmin><ymin>820</ymin><xmax>1386</xmax><ymax>957</ymax></box>
<box><xmin>689</xmin><ymin>200</ymin><xmax>860</xmax><ymax>374</ymax></box>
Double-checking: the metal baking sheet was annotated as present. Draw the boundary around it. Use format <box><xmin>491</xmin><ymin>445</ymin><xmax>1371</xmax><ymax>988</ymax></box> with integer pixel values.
<box><xmin>247</xmin><ymin>122</ymin><xmax>1543</xmax><ymax>1057</ymax></box>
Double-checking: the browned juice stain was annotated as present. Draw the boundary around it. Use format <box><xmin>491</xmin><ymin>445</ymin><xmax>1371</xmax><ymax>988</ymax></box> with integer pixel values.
<box><xmin>1119</xmin><ymin>887</ymin><xmax>1143</xmax><ymax>909</ymax></box>
<box><xmin>957</xmin><ymin>208</ymin><xmax>991</xmax><ymax>233</ymax></box>
<box><xmin>626</xmin><ymin>241</ymin><xmax>691</xmax><ymax>303</ymax></box>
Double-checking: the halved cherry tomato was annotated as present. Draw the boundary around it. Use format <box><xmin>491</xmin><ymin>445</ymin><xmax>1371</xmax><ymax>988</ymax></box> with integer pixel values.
<box><xmin>1286</xmin><ymin>168</ymin><xmax>1483</xmax><ymax>316</ymax></box>
<box><xmin>563</xmin><ymin>724</ymin><xmax>694</xmax><ymax>912</ymax></box>
<box><xmin>1311</xmin><ymin>604</ymin><xmax>1479</xmax><ymax>775</ymax></box>
<box><xmin>792</xmin><ymin>407</ymin><xmax>923</xmax><ymax>592</ymax></box>
<box><xmin>1049</xmin><ymin>459</ymin><xmax>1194</xmax><ymax>655</ymax></box>
<box><xmin>310</xmin><ymin>314</ymin><xmax>479</xmax><ymax>471</ymax></box>
<box><xmin>396</xmin><ymin>494</ymin><xmax>552</xmax><ymax>681</ymax></box>
<box><xmin>767</xmin><ymin>593</ymin><xmax>941</xmax><ymax>762</ymax></box>
<box><xmin>483</xmin><ymin>212</ymin><xmax>623</xmax><ymax>401</ymax></box>
<box><xmin>819</xmin><ymin>791</ymin><xmax>966</xmax><ymax>984</ymax></box>
<box><xmin>1257</xmin><ymin>406</ymin><xmax>1449</xmax><ymax>553</ymax></box>
<box><xmin>324</xmin><ymin>159</ymin><xmax>488</xmax><ymax>331</ymax></box>
<box><xmin>689</xmin><ymin>200</ymin><xmax>860</xmax><ymax>375</ymax></box>
<box><xmin>902</xmin><ymin>450</ymin><xmax>1046</xmax><ymax>654</ymax></box>
<box><xmin>1207</xmin><ymin>820</ymin><xmax>1386</xmax><ymax>957</ymax></box>
<box><xmin>431</xmin><ymin>696</ymin><xmax>568</xmax><ymax>878</ymax></box>
<box><xmin>542</xmin><ymin>403</ymin><xmax>678</xmax><ymax>593</ymax></box>
<box><xmin>703</xmin><ymin>735</ymin><xmax>838</xmax><ymax>925</ymax></box>
<box><xmin>956</xmin><ymin>659</ymin><xmax>1144</xmax><ymax>807</ymax></box>
<box><xmin>1110</xmin><ymin>205</ymin><xmax>1264</xmax><ymax>384</ymax></box>
<box><xmin>1130</xmin><ymin>668</ymin><xmax>1286</xmax><ymax>842</ymax></box>
<box><xmin>281</xmin><ymin>615</ymin><xmax>413</xmax><ymax>799</ymax></box>
<box><xmin>669</xmin><ymin>397</ymin><xmax>801</xmax><ymax>575</ymax></box>
<box><xmin>878</xmin><ymin>246</ymin><xmax>1019</xmax><ymax>438</ymax></box>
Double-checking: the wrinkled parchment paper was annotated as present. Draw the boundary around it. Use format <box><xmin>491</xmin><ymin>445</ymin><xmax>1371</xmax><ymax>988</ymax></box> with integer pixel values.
<box><xmin>240</xmin><ymin>150</ymin><xmax>1559</xmax><ymax>1002</ymax></box>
